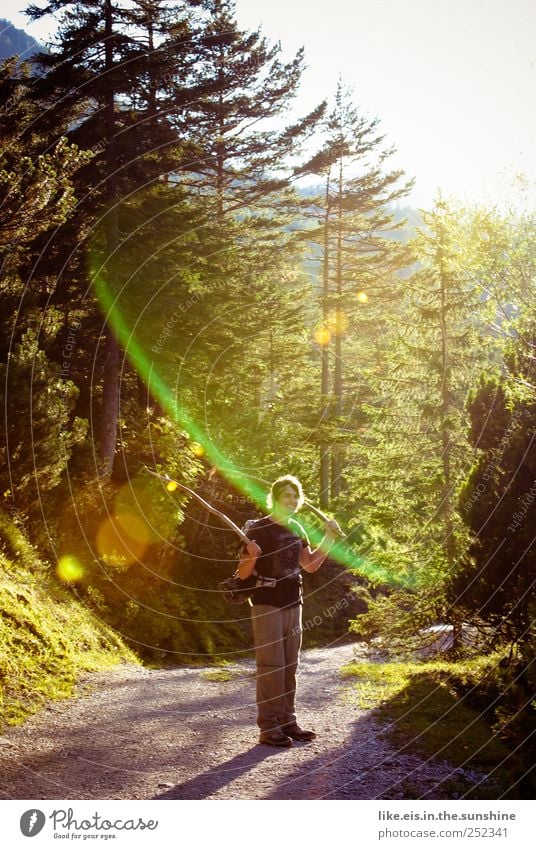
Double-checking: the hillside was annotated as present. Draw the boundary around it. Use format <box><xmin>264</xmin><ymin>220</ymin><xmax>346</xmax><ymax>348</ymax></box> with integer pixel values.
<box><xmin>0</xmin><ymin>17</ymin><xmax>40</xmax><ymax>61</ymax></box>
<box><xmin>0</xmin><ymin>511</ymin><xmax>137</xmax><ymax>731</ymax></box>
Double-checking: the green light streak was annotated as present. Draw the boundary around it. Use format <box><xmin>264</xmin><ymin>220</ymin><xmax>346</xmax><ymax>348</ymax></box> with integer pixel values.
<box><xmin>94</xmin><ymin>267</ymin><xmax>411</xmax><ymax>590</ymax></box>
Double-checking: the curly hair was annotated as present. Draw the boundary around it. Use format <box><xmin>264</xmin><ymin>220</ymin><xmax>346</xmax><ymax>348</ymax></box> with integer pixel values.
<box><xmin>267</xmin><ymin>475</ymin><xmax>304</xmax><ymax>510</ymax></box>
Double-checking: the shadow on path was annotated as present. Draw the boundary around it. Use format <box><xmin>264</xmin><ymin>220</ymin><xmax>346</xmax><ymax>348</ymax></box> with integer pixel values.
<box><xmin>153</xmin><ymin>745</ymin><xmax>282</xmax><ymax>800</ymax></box>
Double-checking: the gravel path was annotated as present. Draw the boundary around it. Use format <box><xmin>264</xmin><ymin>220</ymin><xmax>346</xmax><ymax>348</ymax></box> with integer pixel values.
<box><xmin>0</xmin><ymin>644</ymin><xmax>487</xmax><ymax>800</ymax></box>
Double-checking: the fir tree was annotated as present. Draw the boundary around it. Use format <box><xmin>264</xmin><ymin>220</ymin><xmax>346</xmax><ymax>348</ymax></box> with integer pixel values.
<box><xmin>0</xmin><ymin>59</ymin><xmax>89</xmax><ymax>512</ymax></box>
<box><xmin>306</xmin><ymin>80</ymin><xmax>412</xmax><ymax>504</ymax></box>
<box><xmin>24</xmin><ymin>1</ymin><xmax>201</xmax><ymax>472</ymax></box>
<box><xmin>454</xmin><ymin>362</ymin><xmax>536</xmax><ymax>648</ymax></box>
<box><xmin>345</xmin><ymin>202</ymin><xmax>496</xmax><ymax>646</ymax></box>
<box><xmin>179</xmin><ymin>0</ymin><xmax>325</xmax><ymax>215</ymax></box>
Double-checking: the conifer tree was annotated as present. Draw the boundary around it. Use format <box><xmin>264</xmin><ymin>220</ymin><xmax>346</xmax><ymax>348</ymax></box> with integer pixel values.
<box><xmin>179</xmin><ymin>0</ymin><xmax>325</xmax><ymax>215</ymax></box>
<box><xmin>346</xmin><ymin>201</ymin><xmax>493</xmax><ymax>644</ymax></box>
<box><xmin>306</xmin><ymin>80</ymin><xmax>412</xmax><ymax>504</ymax></box>
<box><xmin>453</xmin><ymin>361</ymin><xmax>536</xmax><ymax>648</ymax></box>
<box><xmin>0</xmin><ymin>60</ymin><xmax>89</xmax><ymax>511</ymax></box>
<box><xmin>25</xmin><ymin>0</ymin><xmax>207</xmax><ymax>473</ymax></box>
<box><xmin>447</xmin><ymin>209</ymin><xmax>536</xmax><ymax>648</ymax></box>
<box><xmin>25</xmin><ymin>0</ymin><xmax>324</xmax><ymax>476</ymax></box>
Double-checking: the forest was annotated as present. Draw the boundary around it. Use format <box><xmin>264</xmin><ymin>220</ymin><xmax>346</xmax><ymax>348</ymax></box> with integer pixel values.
<box><xmin>0</xmin><ymin>0</ymin><xmax>535</xmax><ymax>799</ymax></box>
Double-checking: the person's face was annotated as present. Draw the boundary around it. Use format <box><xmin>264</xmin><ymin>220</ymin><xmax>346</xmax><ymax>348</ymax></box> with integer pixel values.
<box><xmin>276</xmin><ymin>485</ymin><xmax>299</xmax><ymax>515</ymax></box>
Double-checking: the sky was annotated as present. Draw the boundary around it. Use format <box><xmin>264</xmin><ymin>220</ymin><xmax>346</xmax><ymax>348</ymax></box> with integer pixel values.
<box><xmin>2</xmin><ymin>0</ymin><xmax>535</xmax><ymax>208</ymax></box>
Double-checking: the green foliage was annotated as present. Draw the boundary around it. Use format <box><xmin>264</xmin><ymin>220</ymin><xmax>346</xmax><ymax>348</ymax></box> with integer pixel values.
<box><xmin>0</xmin><ymin>323</ymin><xmax>87</xmax><ymax>512</ymax></box>
<box><xmin>350</xmin><ymin>591</ymin><xmax>439</xmax><ymax>648</ymax></box>
<box><xmin>0</xmin><ymin>510</ymin><xmax>136</xmax><ymax>730</ymax></box>
<box><xmin>342</xmin><ymin>654</ymin><xmax>535</xmax><ymax>798</ymax></box>
<box><xmin>452</xmin><ymin>357</ymin><xmax>536</xmax><ymax>646</ymax></box>
<box><xmin>305</xmin><ymin>79</ymin><xmax>414</xmax><ymax>503</ymax></box>
<box><xmin>0</xmin><ymin>59</ymin><xmax>90</xmax><ymax>272</ymax></box>
<box><xmin>343</xmin><ymin>201</ymin><xmax>503</xmax><ymax>644</ymax></box>
<box><xmin>0</xmin><ymin>60</ymin><xmax>91</xmax><ymax>516</ymax></box>
<box><xmin>2</xmin><ymin>3</ymin><xmax>534</xmax><ymax>749</ymax></box>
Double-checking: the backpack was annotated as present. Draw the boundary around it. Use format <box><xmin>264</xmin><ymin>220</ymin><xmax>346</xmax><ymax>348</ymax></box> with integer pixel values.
<box><xmin>218</xmin><ymin>519</ymin><xmax>277</xmax><ymax>605</ymax></box>
<box><xmin>218</xmin><ymin>571</ymin><xmax>257</xmax><ymax>605</ymax></box>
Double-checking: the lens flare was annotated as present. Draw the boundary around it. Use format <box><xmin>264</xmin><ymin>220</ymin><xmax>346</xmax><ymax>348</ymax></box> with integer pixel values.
<box><xmin>96</xmin><ymin>514</ymin><xmax>149</xmax><ymax>566</ymax></box>
<box><xmin>114</xmin><ymin>476</ymin><xmax>172</xmax><ymax>542</ymax></box>
<box><xmin>314</xmin><ymin>326</ymin><xmax>331</xmax><ymax>346</ymax></box>
<box><xmin>327</xmin><ymin>309</ymin><xmax>348</xmax><ymax>335</ymax></box>
<box><xmin>356</xmin><ymin>291</ymin><xmax>368</xmax><ymax>303</ymax></box>
<box><xmin>91</xmin><ymin>256</ymin><xmax>410</xmax><ymax>589</ymax></box>
<box><xmin>114</xmin><ymin>512</ymin><xmax>151</xmax><ymax>545</ymax></box>
<box><xmin>57</xmin><ymin>555</ymin><xmax>84</xmax><ymax>583</ymax></box>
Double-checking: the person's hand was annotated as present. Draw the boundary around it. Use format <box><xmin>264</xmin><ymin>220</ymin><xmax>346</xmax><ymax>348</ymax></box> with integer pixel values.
<box><xmin>246</xmin><ymin>540</ymin><xmax>262</xmax><ymax>558</ymax></box>
<box><xmin>324</xmin><ymin>519</ymin><xmax>342</xmax><ymax>541</ymax></box>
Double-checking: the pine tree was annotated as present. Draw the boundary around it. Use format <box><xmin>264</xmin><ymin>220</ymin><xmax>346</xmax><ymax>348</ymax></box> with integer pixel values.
<box><xmin>447</xmin><ymin>208</ymin><xmax>536</xmax><ymax>648</ymax></box>
<box><xmin>453</xmin><ymin>363</ymin><xmax>536</xmax><ymax>648</ymax></box>
<box><xmin>179</xmin><ymin>0</ymin><xmax>325</xmax><ymax>215</ymax></box>
<box><xmin>25</xmin><ymin>0</ymin><xmax>324</xmax><ymax>475</ymax></box>
<box><xmin>306</xmin><ymin>80</ymin><xmax>412</xmax><ymax>504</ymax></box>
<box><xmin>345</xmin><ymin>200</ymin><xmax>495</xmax><ymax>643</ymax></box>
<box><xmin>25</xmin><ymin>0</ymin><xmax>210</xmax><ymax>473</ymax></box>
<box><xmin>0</xmin><ymin>59</ymin><xmax>89</xmax><ymax>511</ymax></box>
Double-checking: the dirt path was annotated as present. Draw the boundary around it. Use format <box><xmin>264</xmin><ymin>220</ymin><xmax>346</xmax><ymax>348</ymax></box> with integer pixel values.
<box><xmin>0</xmin><ymin>644</ymin><xmax>486</xmax><ymax>800</ymax></box>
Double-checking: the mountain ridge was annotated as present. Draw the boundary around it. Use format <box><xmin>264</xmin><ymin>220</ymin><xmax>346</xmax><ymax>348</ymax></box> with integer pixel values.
<box><xmin>0</xmin><ymin>17</ymin><xmax>41</xmax><ymax>61</ymax></box>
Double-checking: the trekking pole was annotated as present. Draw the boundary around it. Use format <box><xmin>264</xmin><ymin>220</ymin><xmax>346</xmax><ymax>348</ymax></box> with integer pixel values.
<box><xmin>301</xmin><ymin>500</ymin><xmax>345</xmax><ymax>538</ymax></box>
<box><xmin>243</xmin><ymin>472</ymin><xmax>347</xmax><ymax>539</ymax></box>
<box><xmin>144</xmin><ymin>467</ymin><xmax>252</xmax><ymax>545</ymax></box>
<box><xmin>146</xmin><ymin>467</ymin><xmax>346</xmax><ymax>542</ymax></box>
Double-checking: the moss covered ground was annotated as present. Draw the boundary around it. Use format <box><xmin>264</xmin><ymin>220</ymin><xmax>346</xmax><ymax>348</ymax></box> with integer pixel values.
<box><xmin>0</xmin><ymin>512</ymin><xmax>137</xmax><ymax>730</ymax></box>
<box><xmin>342</xmin><ymin>656</ymin><xmax>536</xmax><ymax>798</ymax></box>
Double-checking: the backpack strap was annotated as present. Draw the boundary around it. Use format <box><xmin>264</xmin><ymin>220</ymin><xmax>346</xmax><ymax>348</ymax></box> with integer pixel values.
<box><xmin>251</xmin><ymin>567</ymin><xmax>277</xmax><ymax>589</ymax></box>
<box><xmin>243</xmin><ymin>519</ymin><xmax>302</xmax><ymax>588</ymax></box>
<box><xmin>251</xmin><ymin>567</ymin><xmax>301</xmax><ymax>587</ymax></box>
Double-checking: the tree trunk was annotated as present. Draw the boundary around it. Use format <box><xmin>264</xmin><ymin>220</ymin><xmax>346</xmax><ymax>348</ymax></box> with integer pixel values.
<box><xmin>99</xmin><ymin>0</ymin><xmax>120</xmax><ymax>475</ymax></box>
<box><xmin>100</xmin><ymin>317</ymin><xmax>120</xmax><ymax>475</ymax></box>
<box><xmin>319</xmin><ymin>170</ymin><xmax>331</xmax><ymax>507</ymax></box>
<box><xmin>437</xmin><ymin>221</ymin><xmax>455</xmax><ymax>570</ymax></box>
<box><xmin>331</xmin><ymin>156</ymin><xmax>344</xmax><ymax>498</ymax></box>
<box><xmin>216</xmin><ymin>41</ymin><xmax>226</xmax><ymax>217</ymax></box>
<box><xmin>437</xmin><ymin>210</ymin><xmax>460</xmax><ymax>650</ymax></box>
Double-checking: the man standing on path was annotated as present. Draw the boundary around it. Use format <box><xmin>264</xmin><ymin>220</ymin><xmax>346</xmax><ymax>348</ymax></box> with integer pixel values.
<box><xmin>238</xmin><ymin>475</ymin><xmax>340</xmax><ymax>747</ymax></box>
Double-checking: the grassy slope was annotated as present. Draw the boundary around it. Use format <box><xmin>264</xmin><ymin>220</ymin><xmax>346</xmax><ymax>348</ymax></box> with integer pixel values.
<box><xmin>342</xmin><ymin>657</ymin><xmax>535</xmax><ymax>799</ymax></box>
<box><xmin>0</xmin><ymin>512</ymin><xmax>137</xmax><ymax>731</ymax></box>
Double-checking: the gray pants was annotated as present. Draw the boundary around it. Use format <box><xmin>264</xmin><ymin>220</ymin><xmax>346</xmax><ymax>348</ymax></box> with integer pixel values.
<box><xmin>250</xmin><ymin>604</ymin><xmax>302</xmax><ymax>733</ymax></box>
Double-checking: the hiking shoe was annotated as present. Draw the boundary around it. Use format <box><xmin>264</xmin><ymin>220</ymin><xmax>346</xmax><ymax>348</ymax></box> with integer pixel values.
<box><xmin>259</xmin><ymin>730</ymin><xmax>293</xmax><ymax>747</ymax></box>
<box><xmin>281</xmin><ymin>723</ymin><xmax>316</xmax><ymax>742</ymax></box>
